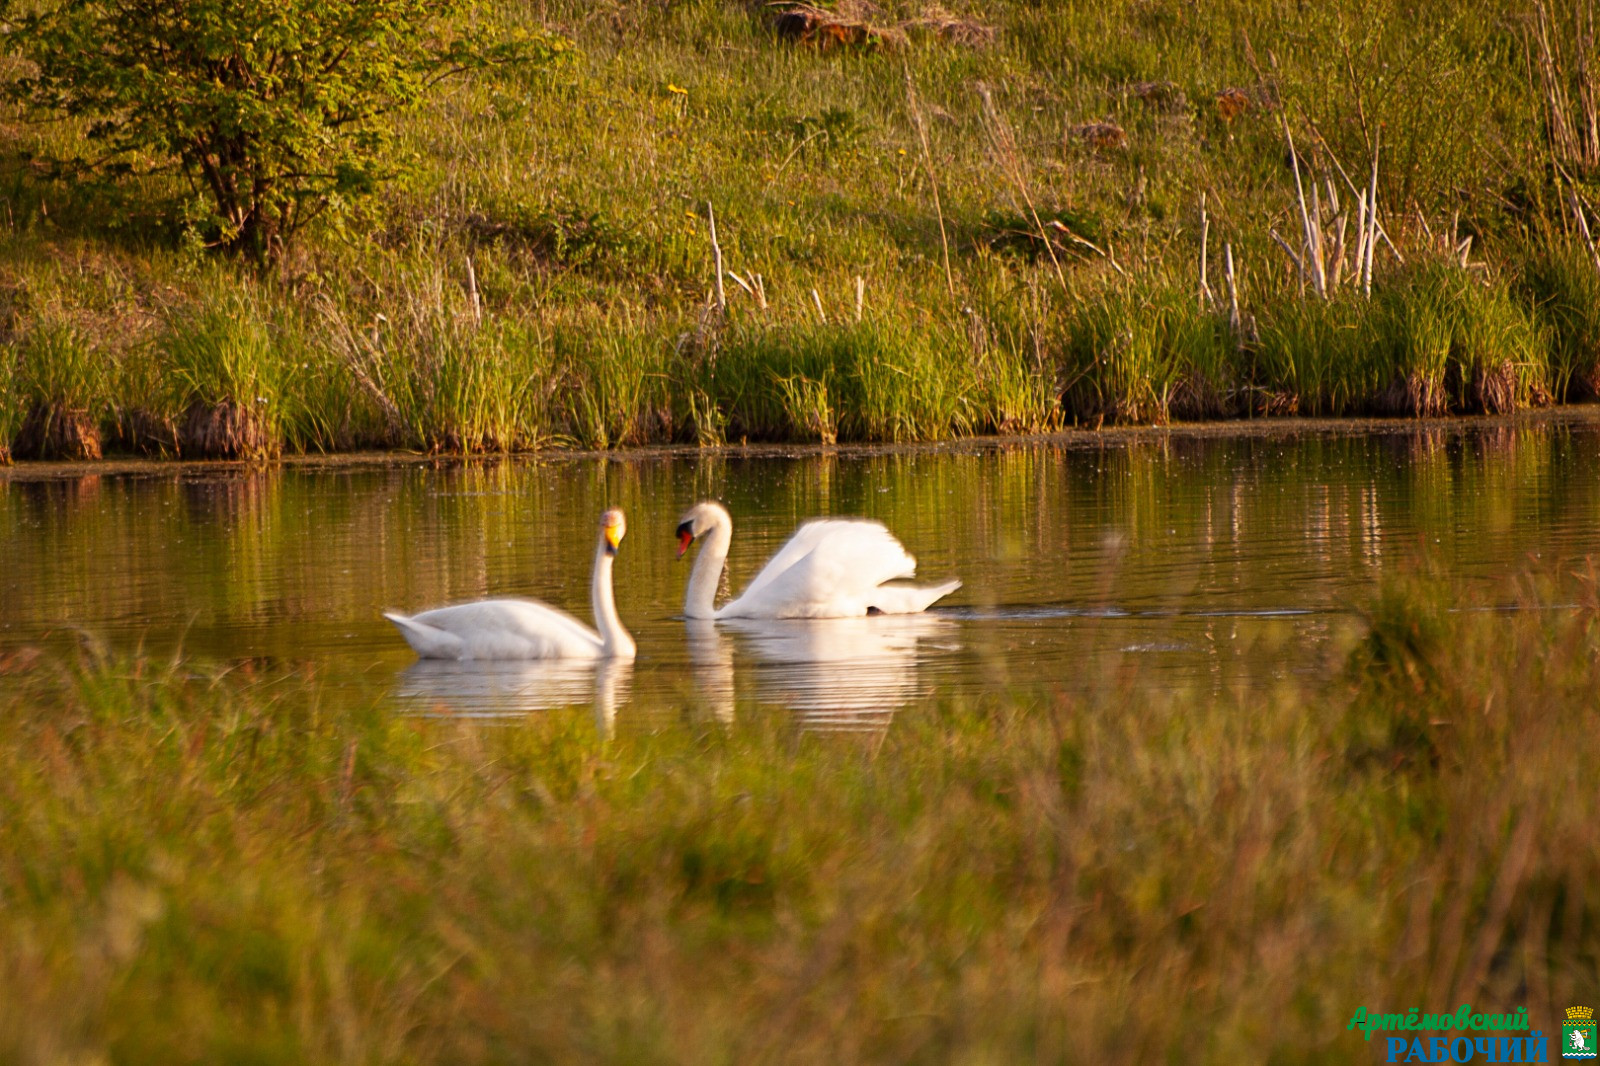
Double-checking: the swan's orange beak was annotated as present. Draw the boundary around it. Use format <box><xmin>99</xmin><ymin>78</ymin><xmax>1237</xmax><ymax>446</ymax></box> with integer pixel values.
<box><xmin>602</xmin><ymin>509</ymin><xmax>625</xmax><ymax>555</ymax></box>
<box><xmin>676</xmin><ymin>529</ymin><xmax>693</xmax><ymax>558</ymax></box>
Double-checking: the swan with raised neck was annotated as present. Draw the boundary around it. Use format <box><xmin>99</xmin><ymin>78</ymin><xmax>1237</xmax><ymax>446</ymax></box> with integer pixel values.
<box><xmin>674</xmin><ymin>500</ymin><xmax>961</xmax><ymax>620</ymax></box>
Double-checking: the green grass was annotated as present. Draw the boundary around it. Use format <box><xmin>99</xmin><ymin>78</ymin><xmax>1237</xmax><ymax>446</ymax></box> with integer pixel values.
<box><xmin>1</xmin><ymin>571</ymin><xmax>1596</xmax><ymax>1061</ymax></box>
<box><xmin>1060</xmin><ymin>277</ymin><xmax>1235</xmax><ymax>423</ymax></box>
<box><xmin>1517</xmin><ymin>240</ymin><xmax>1600</xmax><ymax>402</ymax></box>
<box><xmin>15</xmin><ymin>316</ymin><xmax>105</xmax><ymax>413</ymax></box>
<box><xmin>2</xmin><ymin>0</ymin><xmax>1600</xmax><ymax>457</ymax></box>
<box><xmin>0</xmin><ymin>371</ymin><xmax>15</xmax><ymax>461</ymax></box>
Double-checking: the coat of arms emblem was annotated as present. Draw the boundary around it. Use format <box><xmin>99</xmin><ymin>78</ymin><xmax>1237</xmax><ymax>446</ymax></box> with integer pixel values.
<box><xmin>1565</xmin><ymin>1006</ymin><xmax>1597</xmax><ymax>1060</ymax></box>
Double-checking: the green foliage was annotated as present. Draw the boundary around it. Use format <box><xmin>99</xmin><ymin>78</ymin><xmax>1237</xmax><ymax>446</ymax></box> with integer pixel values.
<box><xmin>0</xmin><ymin>361</ymin><xmax>16</xmax><ymax>460</ymax></box>
<box><xmin>712</xmin><ymin>322</ymin><xmax>975</xmax><ymax>443</ymax></box>
<box><xmin>1517</xmin><ymin>241</ymin><xmax>1600</xmax><ymax>401</ymax></box>
<box><xmin>334</xmin><ymin>280</ymin><xmax>556</xmax><ymax>453</ymax></box>
<box><xmin>1061</xmin><ymin>281</ymin><xmax>1235</xmax><ymax>423</ymax></box>
<box><xmin>160</xmin><ymin>286</ymin><xmax>289</xmax><ymax>435</ymax></box>
<box><xmin>1252</xmin><ymin>296</ymin><xmax>1366</xmax><ymax>415</ymax></box>
<box><xmin>554</xmin><ymin>320</ymin><xmax>673</xmax><ymax>450</ymax></box>
<box><xmin>4</xmin><ymin>0</ymin><xmax>570</xmax><ymax>260</ymax></box>
<box><xmin>0</xmin><ymin>0</ymin><xmax>1595</xmax><ymax>453</ymax></box>
<box><xmin>15</xmin><ymin>316</ymin><xmax>106</xmax><ymax>411</ymax></box>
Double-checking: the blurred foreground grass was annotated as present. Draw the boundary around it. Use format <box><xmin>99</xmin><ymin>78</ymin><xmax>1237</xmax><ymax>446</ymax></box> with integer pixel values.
<box><xmin>2</xmin><ymin>570</ymin><xmax>1598</xmax><ymax>1063</ymax></box>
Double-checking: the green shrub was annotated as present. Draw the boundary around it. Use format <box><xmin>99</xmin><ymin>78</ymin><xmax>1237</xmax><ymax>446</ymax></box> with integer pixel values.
<box><xmin>1062</xmin><ymin>281</ymin><xmax>1236</xmax><ymax>423</ymax></box>
<box><xmin>5</xmin><ymin>0</ymin><xmax>570</xmax><ymax>261</ymax></box>
<box><xmin>159</xmin><ymin>287</ymin><xmax>291</xmax><ymax>459</ymax></box>
<box><xmin>713</xmin><ymin>322</ymin><xmax>974</xmax><ymax>443</ymax></box>
<box><xmin>1517</xmin><ymin>242</ymin><xmax>1600</xmax><ymax>401</ymax></box>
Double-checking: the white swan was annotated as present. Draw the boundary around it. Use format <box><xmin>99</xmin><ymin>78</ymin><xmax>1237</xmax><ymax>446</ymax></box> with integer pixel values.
<box><xmin>675</xmin><ymin>500</ymin><xmax>960</xmax><ymax>619</ymax></box>
<box><xmin>384</xmin><ymin>508</ymin><xmax>637</xmax><ymax>660</ymax></box>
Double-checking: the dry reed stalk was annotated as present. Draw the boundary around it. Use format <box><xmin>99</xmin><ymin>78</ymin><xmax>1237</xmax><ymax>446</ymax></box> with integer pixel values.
<box><xmin>1271</xmin><ymin>229</ymin><xmax>1307</xmax><ymax>290</ymax></box>
<box><xmin>1365</xmin><ymin>134</ymin><xmax>1380</xmax><ymax>294</ymax></box>
<box><xmin>1580</xmin><ymin>1</ymin><xmax>1600</xmax><ymax>166</ymax></box>
<box><xmin>465</xmin><ymin>256</ymin><xmax>481</xmax><ymax>326</ymax></box>
<box><xmin>811</xmin><ymin>289</ymin><xmax>826</xmax><ymax>323</ymax></box>
<box><xmin>904</xmin><ymin>67</ymin><xmax>955</xmax><ymax>297</ymax></box>
<box><xmin>318</xmin><ymin>299</ymin><xmax>404</xmax><ymax>440</ymax></box>
<box><xmin>1044</xmin><ymin>220</ymin><xmax>1125</xmax><ymax>276</ymax></box>
<box><xmin>1323</xmin><ymin>176</ymin><xmax>1350</xmax><ymax>288</ymax></box>
<box><xmin>1292</xmin><ymin>116</ymin><xmax>1389</xmax><ymax>292</ymax></box>
<box><xmin>854</xmin><ymin>276</ymin><xmax>864</xmax><ymax>322</ymax></box>
<box><xmin>1225</xmin><ymin>243</ymin><xmax>1241</xmax><ymax>335</ymax></box>
<box><xmin>707</xmin><ymin>202</ymin><xmax>726</xmax><ymax>313</ymax></box>
<box><xmin>1532</xmin><ymin>1</ymin><xmax>1600</xmax><ymax>169</ymax></box>
<box><xmin>1571</xmin><ymin>192</ymin><xmax>1600</xmax><ymax>272</ymax></box>
<box><xmin>1354</xmin><ymin>190</ymin><xmax>1370</xmax><ymax>289</ymax></box>
<box><xmin>1198</xmin><ymin>193</ymin><xmax>1212</xmax><ymax>309</ymax></box>
<box><xmin>977</xmin><ymin>82</ymin><xmax>1068</xmax><ymax>295</ymax></box>
<box><xmin>1281</xmin><ymin>114</ymin><xmax>1326</xmax><ymax>296</ymax></box>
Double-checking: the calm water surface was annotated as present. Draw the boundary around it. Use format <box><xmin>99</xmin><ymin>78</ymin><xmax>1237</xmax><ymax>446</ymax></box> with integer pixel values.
<box><xmin>5</xmin><ymin>418</ymin><xmax>1600</xmax><ymax>731</ymax></box>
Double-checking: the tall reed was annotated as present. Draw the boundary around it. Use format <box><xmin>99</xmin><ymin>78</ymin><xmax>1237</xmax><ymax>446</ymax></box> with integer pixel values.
<box><xmin>11</xmin><ymin>316</ymin><xmax>108</xmax><ymax>459</ymax></box>
<box><xmin>1517</xmin><ymin>240</ymin><xmax>1600</xmax><ymax>401</ymax></box>
<box><xmin>1061</xmin><ymin>280</ymin><xmax>1236</xmax><ymax>423</ymax></box>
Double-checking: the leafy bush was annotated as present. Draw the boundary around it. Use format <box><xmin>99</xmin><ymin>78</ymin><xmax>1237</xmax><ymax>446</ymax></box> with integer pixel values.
<box><xmin>4</xmin><ymin>0</ymin><xmax>569</xmax><ymax>261</ymax></box>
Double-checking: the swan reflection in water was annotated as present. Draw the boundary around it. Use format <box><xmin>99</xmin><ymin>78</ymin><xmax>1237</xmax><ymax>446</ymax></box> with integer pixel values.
<box><xmin>392</xmin><ymin>616</ymin><xmax>955</xmax><ymax>736</ymax></box>
<box><xmin>394</xmin><ymin>658</ymin><xmax>633</xmax><ymax>735</ymax></box>
<box><xmin>688</xmin><ymin>614</ymin><xmax>957</xmax><ymax>734</ymax></box>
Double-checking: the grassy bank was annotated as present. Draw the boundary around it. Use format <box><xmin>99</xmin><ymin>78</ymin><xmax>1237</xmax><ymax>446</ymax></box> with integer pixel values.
<box><xmin>1</xmin><ymin>571</ymin><xmax>1595</xmax><ymax>1061</ymax></box>
<box><xmin>3</xmin><ymin>0</ymin><xmax>1600</xmax><ymax>458</ymax></box>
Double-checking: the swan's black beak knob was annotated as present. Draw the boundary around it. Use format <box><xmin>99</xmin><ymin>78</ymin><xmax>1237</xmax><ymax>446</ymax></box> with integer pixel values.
<box><xmin>675</xmin><ymin>520</ymin><xmax>694</xmax><ymax>559</ymax></box>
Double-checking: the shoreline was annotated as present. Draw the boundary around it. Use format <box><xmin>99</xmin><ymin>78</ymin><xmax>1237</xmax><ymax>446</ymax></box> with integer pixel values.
<box><xmin>5</xmin><ymin>404</ymin><xmax>1595</xmax><ymax>482</ymax></box>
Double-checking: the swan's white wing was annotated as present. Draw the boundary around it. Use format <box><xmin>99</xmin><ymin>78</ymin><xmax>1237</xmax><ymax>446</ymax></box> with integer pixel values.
<box><xmin>738</xmin><ymin>520</ymin><xmax>916</xmax><ymax>600</ymax></box>
<box><xmin>720</xmin><ymin>520</ymin><xmax>918</xmax><ymax>618</ymax></box>
<box><xmin>394</xmin><ymin>599</ymin><xmax>603</xmax><ymax>660</ymax></box>
<box><xmin>866</xmin><ymin>578</ymin><xmax>962</xmax><ymax>615</ymax></box>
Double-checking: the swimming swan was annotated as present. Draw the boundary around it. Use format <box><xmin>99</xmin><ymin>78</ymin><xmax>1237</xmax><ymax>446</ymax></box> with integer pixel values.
<box><xmin>384</xmin><ymin>509</ymin><xmax>636</xmax><ymax>660</ymax></box>
<box><xmin>674</xmin><ymin>500</ymin><xmax>960</xmax><ymax>619</ymax></box>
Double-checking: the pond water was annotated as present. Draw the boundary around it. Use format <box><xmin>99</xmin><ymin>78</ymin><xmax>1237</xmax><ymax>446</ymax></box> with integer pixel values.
<box><xmin>5</xmin><ymin>416</ymin><xmax>1600</xmax><ymax>732</ymax></box>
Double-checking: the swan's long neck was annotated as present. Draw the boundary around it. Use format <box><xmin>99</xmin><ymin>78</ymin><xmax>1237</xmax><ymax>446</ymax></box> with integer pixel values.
<box><xmin>684</xmin><ymin>510</ymin><xmax>733</xmax><ymax>620</ymax></box>
<box><xmin>591</xmin><ymin>536</ymin><xmax>636</xmax><ymax>659</ymax></box>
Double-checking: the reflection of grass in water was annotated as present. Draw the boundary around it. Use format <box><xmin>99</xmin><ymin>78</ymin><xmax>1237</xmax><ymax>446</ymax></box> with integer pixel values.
<box><xmin>1</xmin><ymin>573</ymin><xmax>1593</xmax><ymax>1060</ymax></box>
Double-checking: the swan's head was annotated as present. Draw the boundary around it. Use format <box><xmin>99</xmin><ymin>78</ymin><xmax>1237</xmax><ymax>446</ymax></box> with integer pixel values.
<box><xmin>600</xmin><ymin>508</ymin><xmax>627</xmax><ymax>556</ymax></box>
<box><xmin>674</xmin><ymin>500</ymin><xmax>728</xmax><ymax>558</ymax></box>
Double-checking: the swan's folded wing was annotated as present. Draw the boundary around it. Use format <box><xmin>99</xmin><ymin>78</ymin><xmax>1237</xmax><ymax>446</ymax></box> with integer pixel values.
<box><xmin>409</xmin><ymin>599</ymin><xmax>603</xmax><ymax>659</ymax></box>
<box><xmin>727</xmin><ymin>520</ymin><xmax>918</xmax><ymax>617</ymax></box>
